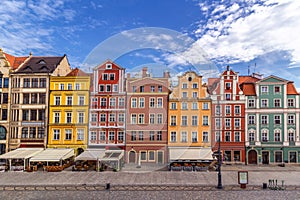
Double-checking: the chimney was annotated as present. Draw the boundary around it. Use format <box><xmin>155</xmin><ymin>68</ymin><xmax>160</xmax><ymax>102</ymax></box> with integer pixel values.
<box><xmin>142</xmin><ymin>67</ymin><xmax>148</xmax><ymax>78</ymax></box>
<box><xmin>163</xmin><ymin>70</ymin><xmax>170</xmax><ymax>78</ymax></box>
<box><xmin>226</xmin><ymin>65</ymin><xmax>230</xmax><ymax>71</ymax></box>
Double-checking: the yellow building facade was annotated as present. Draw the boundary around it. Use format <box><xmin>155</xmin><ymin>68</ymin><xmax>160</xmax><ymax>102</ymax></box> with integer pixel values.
<box><xmin>48</xmin><ymin>68</ymin><xmax>90</xmax><ymax>155</ymax></box>
<box><xmin>168</xmin><ymin>71</ymin><xmax>212</xmax><ymax>165</ymax></box>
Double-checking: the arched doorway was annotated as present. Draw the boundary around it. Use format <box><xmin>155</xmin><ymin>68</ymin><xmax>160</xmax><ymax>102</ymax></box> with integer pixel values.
<box><xmin>129</xmin><ymin>151</ymin><xmax>136</xmax><ymax>163</ymax></box>
<box><xmin>248</xmin><ymin>150</ymin><xmax>257</xmax><ymax>164</ymax></box>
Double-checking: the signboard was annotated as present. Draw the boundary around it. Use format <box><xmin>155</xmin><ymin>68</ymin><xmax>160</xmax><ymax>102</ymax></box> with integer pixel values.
<box><xmin>238</xmin><ymin>171</ymin><xmax>248</xmax><ymax>185</ymax></box>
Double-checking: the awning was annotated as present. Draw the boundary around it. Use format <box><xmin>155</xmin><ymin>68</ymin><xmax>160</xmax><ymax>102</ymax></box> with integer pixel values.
<box><xmin>0</xmin><ymin>148</ymin><xmax>44</xmax><ymax>160</ymax></box>
<box><xmin>75</xmin><ymin>149</ymin><xmax>105</xmax><ymax>161</ymax></box>
<box><xmin>30</xmin><ymin>148</ymin><xmax>74</xmax><ymax>162</ymax></box>
<box><xmin>169</xmin><ymin>147</ymin><xmax>214</xmax><ymax>161</ymax></box>
<box><xmin>99</xmin><ymin>150</ymin><xmax>124</xmax><ymax>161</ymax></box>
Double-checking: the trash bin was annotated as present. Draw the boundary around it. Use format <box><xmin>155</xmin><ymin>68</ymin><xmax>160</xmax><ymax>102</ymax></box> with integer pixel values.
<box><xmin>105</xmin><ymin>183</ymin><xmax>110</xmax><ymax>190</ymax></box>
<box><xmin>263</xmin><ymin>183</ymin><xmax>267</xmax><ymax>189</ymax></box>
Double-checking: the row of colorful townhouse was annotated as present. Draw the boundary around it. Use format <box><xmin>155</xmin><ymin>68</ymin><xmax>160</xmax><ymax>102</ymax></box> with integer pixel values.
<box><xmin>0</xmin><ymin>49</ymin><xmax>300</xmax><ymax>166</ymax></box>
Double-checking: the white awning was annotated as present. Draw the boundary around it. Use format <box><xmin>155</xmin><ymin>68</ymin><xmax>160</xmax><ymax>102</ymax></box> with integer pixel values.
<box><xmin>75</xmin><ymin>149</ymin><xmax>105</xmax><ymax>161</ymax></box>
<box><xmin>169</xmin><ymin>148</ymin><xmax>214</xmax><ymax>161</ymax></box>
<box><xmin>0</xmin><ymin>148</ymin><xmax>44</xmax><ymax>159</ymax></box>
<box><xmin>99</xmin><ymin>150</ymin><xmax>124</xmax><ymax>161</ymax></box>
<box><xmin>30</xmin><ymin>148</ymin><xmax>74</xmax><ymax>162</ymax></box>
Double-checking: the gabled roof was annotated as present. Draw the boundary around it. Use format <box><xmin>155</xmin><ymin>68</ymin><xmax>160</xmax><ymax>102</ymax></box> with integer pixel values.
<box><xmin>257</xmin><ymin>75</ymin><xmax>288</xmax><ymax>83</ymax></box>
<box><xmin>3</xmin><ymin>52</ymin><xmax>28</xmax><ymax>70</ymax></box>
<box><xmin>239</xmin><ymin>75</ymin><xmax>260</xmax><ymax>84</ymax></box>
<box><xmin>14</xmin><ymin>56</ymin><xmax>65</xmax><ymax>73</ymax></box>
<box><xmin>93</xmin><ymin>59</ymin><xmax>124</xmax><ymax>71</ymax></box>
<box><xmin>207</xmin><ymin>78</ymin><xmax>219</xmax><ymax>94</ymax></box>
<box><xmin>66</xmin><ymin>67</ymin><xmax>89</xmax><ymax>77</ymax></box>
<box><xmin>241</xmin><ymin>83</ymin><xmax>256</xmax><ymax>96</ymax></box>
<box><xmin>287</xmin><ymin>82</ymin><xmax>299</xmax><ymax>95</ymax></box>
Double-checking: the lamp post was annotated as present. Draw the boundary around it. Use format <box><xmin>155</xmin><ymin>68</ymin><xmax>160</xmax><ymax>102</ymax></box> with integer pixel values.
<box><xmin>216</xmin><ymin>100</ymin><xmax>223</xmax><ymax>189</ymax></box>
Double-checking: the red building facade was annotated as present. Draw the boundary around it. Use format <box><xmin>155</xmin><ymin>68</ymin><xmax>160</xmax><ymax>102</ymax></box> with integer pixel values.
<box><xmin>125</xmin><ymin>67</ymin><xmax>169</xmax><ymax>164</ymax></box>
<box><xmin>208</xmin><ymin>66</ymin><xmax>246</xmax><ymax>163</ymax></box>
<box><xmin>89</xmin><ymin>60</ymin><xmax>126</xmax><ymax>150</ymax></box>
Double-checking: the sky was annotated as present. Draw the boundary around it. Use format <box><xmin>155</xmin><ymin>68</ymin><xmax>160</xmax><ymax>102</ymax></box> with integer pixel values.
<box><xmin>1</xmin><ymin>0</ymin><xmax>300</xmax><ymax>87</ymax></box>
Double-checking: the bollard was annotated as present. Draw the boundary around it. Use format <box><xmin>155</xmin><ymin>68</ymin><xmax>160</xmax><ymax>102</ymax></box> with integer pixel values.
<box><xmin>263</xmin><ymin>183</ymin><xmax>267</xmax><ymax>189</ymax></box>
<box><xmin>105</xmin><ymin>183</ymin><xmax>110</xmax><ymax>190</ymax></box>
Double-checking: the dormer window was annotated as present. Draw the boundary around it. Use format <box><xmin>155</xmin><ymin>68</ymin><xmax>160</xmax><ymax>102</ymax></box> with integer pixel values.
<box><xmin>106</xmin><ymin>63</ymin><xmax>112</xmax><ymax>69</ymax></box>
<box><xmin>225</xmin><ymin>82</ymin><xmax>231</xmax><ymax>90</ymax></box>
<box><xmin>37</xmin><ymin>60</ymin><xmax>46</xmax><ymax>64</ymax></box>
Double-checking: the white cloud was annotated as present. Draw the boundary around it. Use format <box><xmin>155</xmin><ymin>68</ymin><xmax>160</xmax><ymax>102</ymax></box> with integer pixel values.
<box><xmin>195</xmin><ymin>0</ymin><xmax>300</xmax><ymax>68</ymax></box>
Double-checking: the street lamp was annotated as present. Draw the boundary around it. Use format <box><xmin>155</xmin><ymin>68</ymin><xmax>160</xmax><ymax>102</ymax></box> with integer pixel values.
<box><xmin>217</xmin><ymin>135</ymin><xmax>223</xmax><ymax>189</ymax></box>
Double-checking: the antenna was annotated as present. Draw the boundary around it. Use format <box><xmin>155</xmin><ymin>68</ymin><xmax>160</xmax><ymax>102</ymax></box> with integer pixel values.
<box><xmin>248</xmin><ymin>66</ymin><xmax>250</xmax><ymax>75</ymax></box>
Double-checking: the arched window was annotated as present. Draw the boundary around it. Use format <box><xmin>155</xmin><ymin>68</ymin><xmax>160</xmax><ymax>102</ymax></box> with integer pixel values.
<box><xmin>0</xmin><ymin>126</ymin><xmax>7</xmax><ymax>140</ymax></box>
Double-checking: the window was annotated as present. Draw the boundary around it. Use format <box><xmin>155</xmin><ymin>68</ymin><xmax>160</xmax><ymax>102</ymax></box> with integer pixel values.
<box><xmin>109</xmin><ymin>131</ymin><xmax>115</xmax><ymax>141</ymax></box>
<box><xmin>274</xmin><ymin>86</ymin><xmax>280</xmax><ymax>93</ymax></box>
<box><xmin>225</xmin><ymin>105</ymin><xmax>231</xmax><ymax>114</ymax></box>
<box><xmin>234</xmin><ymin>132</ymin><xmax>240</xmax><ymax>142</ymax></box>
<box><xmin>1</xmin><ymin>109</ymin><xmax>7</xmax><ymax>120</ymax></box>
<box><xmin>288</xmin><ymin>115</ymin><xmax>294</xmax><ymax>124</ymax></box>
<box><xmin>202</xmin><ymin>102</ymin><xmax>208</xmax><ymax>110</ymax></box>
<box><xmin>225</xmin><ymin>132</ymin><xmax>231</xmax><ymax>142</ymax></box>
<box><xmin>215</xmin><ymin>105</ymin><xmax>221</xmax><ymax>115</ymax></box>
<box><xmin>53</xmin><ymin>129</ymin><xmax>60</xmax><ymax>140</ymax></box>
<box><xmin>262</xmin><ymin>131</ymin><xmax>268</xmax><ymax>142</ymax></box>
<box><xmin>192</xmin><ymin>102</ymin><xmax>198</xmax><ymax>110</ymax></box>
<box><xmin>139</xmin><ymin>86</ymin><xmax>144</xmax><ymax>92</ymax></box>
<box><xmin>181</xmin><ymin>132</ymin><xmax>187</xmax><ymax>142</ymax></box>
<box><xmin>181</xmin><ymin>116</ymin><xmax>187</xmax><ymax>126</ymax></box>
<box><xmin>274</xmin><ymin>99</ymin><xmax>281</xmax><ymax>107</ymax></box>
<box><xmin>109</xmin><ymin>73</ymin><xmax>115</xmax><ymax>80</ymax></box>
<box><xmin>109</xmin><ymin>98</ymin><xmax>116</xmax><ymax>107</ymax></box>
<box><xmin>118</xmin><ymin>132</ymin><xmax>124</xmax><ymax>141</ymax></box>
<box><xmin>38</xmin><ymin>110</ymin><xmax>45</xmax><ymax>121</ymax></box>
<box><xmin>149</xmin><ymin>98</ymin><xmax>155</xmax><ymax>108</ymax></box>
<box><xmin>225</xmin><ymin>118</ymin><xmax>231</xmax><ymax>128</ymax></box>
<box><xmin>234</xmin><ymin>119</ymin><xmax>240</xmax><ymax>127</ymax></box>
<box><xmin>132</xmin><ymin>86</ymin><xmax>137</xmax><ymax>92</ymax></box>
<box><xmin>66</xmin><ymin>112</ymin><xmax>72</xmax><ymax>123</ymax></box>
<box><xmin>100</xmin><ymin>114</ymin><xmax>106</xmax><ymax>122</ymax></box>
<box><xmin>149</xmin><ymin>131</ymin><xmax>155</xmax><ymax>141</ymax></box>
<box><xmin>157</xmin><ymin>114</ymin><xmax>162</xmax><ymax>124</ymax></box>
<box><xmin>249</xmin><ymin>132</ymin><xmax>255</xmax><ymax>142</ymax></box>
<box><xmin>288</xmin><ymin>131</ymin><xmax>295</xmax><ymax>141</ymax></box>
<box><xmin>149</xmin><ymin>151</ymin><xmax>155</xmax><ymax>161</ymax></box>
<box><xmin>192</xmin><ymin>92</ymin><xmax>197</xmax><ymax>98</ymax></box>
<box><xmin>101</xmin><ymin>98</ymin><xmax>106</xmax><ymax>107</ymax></box>
<box><xmin>78</xmin><ymin>112</ymin><xmax>84</xmax><ymax>123</ymax></box>
<box><xmin>39</xmin><ymin>93</ymin><xmax>46</xmax><ymax>104</ymax></box>
<box><xmin>274</xmin><ymin>115</ymin><xmax>281</xmax><ymax>125</ymax></box>
<box><xmin>171</xmin><ymin>102</ymin><xmax>176</xmax><ymax>110</ymax></box>
<box><xmin>106</xmin><ymin>63</ymin><xmax>112</xmax><ymax>69</ymax></box>
<box><xmin>79</xmin><ymin>96</ymin><xmax>85</xmax><ymax>105</ymax></box>
<box><xmin>60</xmin><ymin>83</ymin><xmax>64</xmax><ymax>90</ymax></box>
<box><xmin>31</xmin><ymin>93</ymin><xmax>37</xmax><ymax>104</ymax></box>
<box><xmin>102</xmin><ymin>73</ymin><xmax>108</xmax><ymax>80</ymax></box>
<box><xmin>170</xmin><ymin>132</ymin><xmax>176</xmax><ymax>142</ymax></box>
<box><xmin>157</xmin><ymin>98</ymin><xmax>163</xmax><ymax>108</ymax></box>
<box><xmin>23</xmin><ymin>93</ymin><xmax>30</xmax><ymax>104</ymax></box>
<box><xmin>261</xmin><ymin>86</ymin><xmax>268</xmax><ymax>93</ymax></box>
<box><xmin>131</xmin><ymin>114</ymin><xmax>137</xmax><ymax>124</ymax></box>
<box><xmin>158</xmin><ymin>85</ymin><xmax>163</xmax><ymax>92</ymax></box>
<box><xmin>40</xmin><ymin>78</ymin><xmax>46</xmax><ymax>88</ymax></box>
<box><xmin>192</xmin><ymin>83</ymin><xmax>198</xmax><ymax>88</ymax></box>
<box><xmin>75</xmin><ymin>83</ymin><xmax>80</xmax><ymax>90</ymax></box>
<box><xmin>67</xmin><ymin>96</ymin><xmax>73</xmax><ymax>105</ymax></box>
<box><xmin>261</xmin><ymin>99</ymin><xmax>268</xmax><ymax>107</ymax></box>
<box><xmin>150</xmin><ymin>86</ymin><xmax>155</xmax><ymax>92</ymax></box>
<box><xmin>30</xmin><ymin>110</ymin><xmax>37</xmax><ymax>121</ymax></box>
<box><xmin>248</xmin><ymin>99</ymin><xmax>255</xmax><ymax>108</ymax></box>
<box><xmin>90</xmin><ymin>132</ymin><xmax>96</xmax><ymax>141</ymax></box>
<box><xmin>118</xmin><ymin>113</ymin><xmax>125</xmax><ymax>122</ymax></box>
<box><xmin>138</xmin><ymin>114</ymin><xmax>144</xmax><ymax>124</ymax></box>
<box><xmin>109</xmin><ymin>113</ymin><xmax>115</xmax><ymax>122</ymax></box>
<box><xmin>288</xmin><ymin>99</ymin><xmax>295</xmax><ymax>107</ymax></box>
<box><xmin>215</xmin><ymin>118</ymin><xmax>220</xmax><ymax>129</ymax></box>
<box><xmin>139</xmin><ymin>98</ymin><xmax>145</xmax><ymax>108</ymax></box>
<box><xmin>182</xmin><ymin>92</ymin><xmax>187</xmax><ymax>98</ymax></box>
<box><xmin>38</xmin><ymin>127</ymin><xmax>44</xmax><ymax>139</ymax></box>
<box><xmin>192</xmin><ymin>116</ymin><xmax>198</xmax><ymax>126</ymax></box>
<box><xmin>22</xmin><ymin>127</ymin><xmax>28</xmax><ymax>138</ymax></box>
<box><xmin>99</xmin><ymin>85</ymin><xmax>104</xmax><ymax>92</ymax></box>
<box><xmin>141</xmin><ymin>151</ymin><xmax>147</xmax><ymax>161</ymax></box>
<box><xmin>139</xmin><ymin>131</ymin><xmax>144</xmax><ymax>141</ymax></box>
<box><xmin>170</xmin><ymin>116</ymin><xmax>176</xmax><ymax>126</ymax></box>
<box><xmin>32</xmin><ymin>78</ymin><xmax>38</xmax><ymax>88</ymax></box>
<box><xmin>157</xmin><ymin>131</ymin><xmax>162</xmax><ymax>141</ymax></box>
<box><xmin>22</xmin><ymin>110</ymin><xmax>29</xmax><ymax>121</ymax></box>
<box><xmin>119</xmin><ymin>98</ymin><xmax>125</xmax><ymax>107</ymax></box>
<box><xmin>65</xmin><ymin>129</ymin><xmax>72</xmax><ymax>140</ymax></box>
<box><xmin>54</xmin><ymin>112</ymin><xmax>60</xmax><ymax>123</ymax></box>
<box><xmin>248</xmin><ymin>115</ymin><xmax>255</xmax><ymax>125</ymax></box>
<box><xmin>67</xmin><ymin>83</ymin><xmax>72</xmax><ymax>90</ymax></box>
<box><xmin>91</xmin><ymin>113</ymin><xmax>97</xmax><ymax>122</ymax></box>
<box><xmin>215</xmin><ymin>131</ymin><xmax>221</xmax><ymax>142</ymax></box>
<box><xmin>261</xmin><ymin>115</ymin><xmax>268</xmax><ymax>124</ymax></box>
<box><xmin>274</xmin><ymin>130</ymin><xmax>281</xmax><ymax>142</ymax></box>
<box><xmin>234</xmin><ymin>151</ymin><xmax>241</xmax><ymax>161</ymax></box>
<box><xmin>182</xmin><ymin>83</ymin><xmax>187</xmax><ymax>88</ymax></box>
<box><xmin>106</xmin><ymin>85</ymin><xmax>111</xmax><ymax>92</ymax></box>
<box><xmin>289</xmin><ymin>152</ymin><xmax>297</xmax><ymax>163</ymax></box>
<box><xmin>203</xmin><ymin>116</ymin><xmax>208</xmax><ymax>126</ymax></box>
<box><xmin>225</xmin><ymin>82</ymin><xmax>231</xmax><ymax>89</ymax></box>
<box><xmin>131</xmin><ymin>131</ymin><xmax>136</xmax><ymax>141</ymax></box>
<box><xmin>149</xmin><ymin>114</ymin><xmax>155</xmax><ymax>124</ymax></box>
<box><xmin>275</xmin><ymin>151</ymin><xmax>282</xmax><ymax>163</ymax></box>
<box><xmin>24</xmin><ymin>78</ymin><xmax>30</xmax><ymax>88</ymax></box>
<box><xmin>192</xmin><ymin>132</ymin><xmax>198</xmax><ymax>142</ymax></box>
<box><xmin>77</xmin><ymin>129</ymin><xmax>84</xmax><ymax>140</ymax></box>
<box><xmin>100</xmin><ymin>131</ymin><xmax>106</xmax><ymax>141</ymax></box>
<box><xmin>234</xmin><ymin>106</ymin><xmax>240</xmax><ymax>114</ymax></box>
<box><xmin>203</xmin><ymin>132</ymin><xmax>208</xmax><ymax>142</ymax></box>
<box><xmin>113</xmin><ymin>84</ymin><xmax>118</xmax><ymax>92</ymax></box>
<box><xmin>131</xmin><ymin>98</ymin><xmax>137</xmax><ymax>108</ymax></box>
<box><xmin>181</xmin><ymin>102</ymin><xmax>188</xmax><ymax>110</ymax></box>
<box><xmin>225</xmin><ymin>93</ymin><xmax>231</xmax><ymax>100</ymax></box>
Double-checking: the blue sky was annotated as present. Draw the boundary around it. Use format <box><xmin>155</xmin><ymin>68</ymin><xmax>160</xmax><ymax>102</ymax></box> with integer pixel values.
<box><xmin>1</xmin><ymin>0</ymin><xmax>300</xmax><ymax>87</ymax></box>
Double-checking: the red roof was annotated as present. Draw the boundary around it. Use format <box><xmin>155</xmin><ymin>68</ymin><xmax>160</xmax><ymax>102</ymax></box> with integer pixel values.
<box><xmin>66</xmin><ymin>68</ymin><xmax>89</xmax><ymax>76</ymax></box>
<box><xmin>241</xmin><ymin>83</ymin><xmax>256</xmax><ymax>96</ymax></box>
<box><xmin>4</xmin><ymin>52</ymin><xmax>27</xmax><ymax>69</ymax></box>
<box><xmin>239</xmin><ymin>76</ymin><xmax>260</xmax><ymax>84</ymax></box>
<box><xmin>287</xmin><ymin>82</ymin><xmax>299</xmax><ymax>95</ymax></box>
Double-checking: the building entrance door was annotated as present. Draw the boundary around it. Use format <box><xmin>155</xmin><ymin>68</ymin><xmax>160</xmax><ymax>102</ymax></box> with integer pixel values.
<box><xmin>262</xmin><ymin>151</ymin><xmax>269</xmax><ymax>164</ymax></box>
<box><xmin>248</xmin><ymin>150</ymin><xmax>257</xmax><ymax>164</ymax></box>
<box><xmin>129</xmin><ymin>151</ymin><xmax>136</xmax><ymax>163</ymax></box>
<box><xmin>157</xmin><ymin>151</ymin><xmax>163</xmax><ymax>164</ymax></box>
